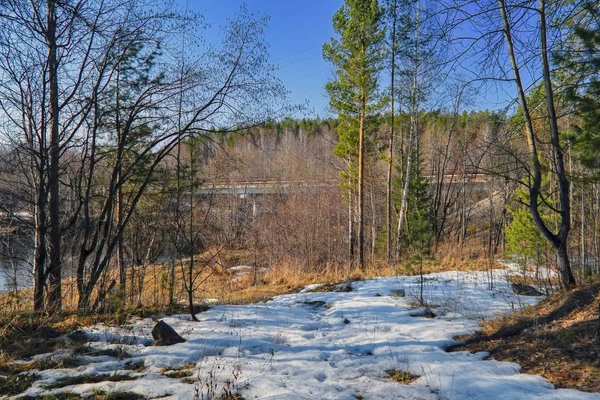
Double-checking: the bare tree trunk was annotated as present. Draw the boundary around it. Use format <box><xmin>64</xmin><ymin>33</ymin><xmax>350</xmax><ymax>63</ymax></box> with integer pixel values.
<box><xmin>168</xmin><ymin>259</ymin><xmax>176</xmax><ymax>306</ymax></box>
<box><xmin>460</xmin><ymin>146</ymin><xmax>467</xmax><ymax>244</ymax></box>
<box><xmin>387</xmin><ymin>0</ymin><xmax>398</xmax><ymax>265</ymax></box>
<box><xmin>387</xmin><ymin>98</ymin><xmax>395</xmax><ymax>264</ymax></box>
<box><xmin>370</xmin><ymin>182</ymin><xmax>376</xmax><ymax>264</ymax></box>
<box><xmin>46</xmin><ymin>0</ymin><xmax>62</xmax><ymax>312</ymax></box>
<box><xmin>188</xmin><ymin>144</ymin><xmax>198</xmax><ymax>321</ymax></box>
<box><xmin>538</xmin><ymin>0</ymin><xmax>574</xmax><ymax>287</ymax></box>
<box><xmin>397</xmin><ymin>114</ymin><xmax>415</xmax><ymax>258</ymax></box>
<box><xmin>582</xmin><ymin>174</ymin><xmax>586</xmax><ymax>277</ymax></box>
<box><xmin>116</xmin><ymin>69</ymin><xmax>126</xmax><ymax>293</ymax></box>
<box><xmin>499</xmin><ymin>0</ymin><xmax>575</xmax><ymax>288</ymax></box>
<box><xmin>33</xmin><ymin>188</ymin><xmax>47</xmax><ymax>311</ymax></box>
<box><xmin>348</xmin><ymin>186</ymin><xmax>355</xmax><ymax>266</ymax></box>
<box><xmin>396</xmin><ymin>2</ymin><xmax>419</xmax><ymax>259</ymax></box>
<box><xmin>358</xmin><ymin>96</ymin><xmax>366</xmax><ymax>269</ymax></box>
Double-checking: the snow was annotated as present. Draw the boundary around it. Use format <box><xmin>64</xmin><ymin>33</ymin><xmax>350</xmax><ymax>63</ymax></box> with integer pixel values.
<box><xmin>229</xmin><ymin>266</ymin><xmax>268</xmax><ymax>273</ymax></box>
<box><xmin>14</xmin><ymin>270</ymin><xmax>600</xmax><ymax>400</ymax></box>
<box><xmin>503</xmin><ymin>261</ymin><xmax>560</xmax><ymax>279</ymax></box>
<box><xmin>229</xmin><ymin>265</ymin><xmax>254</xmax><ymax>271</ymax></box>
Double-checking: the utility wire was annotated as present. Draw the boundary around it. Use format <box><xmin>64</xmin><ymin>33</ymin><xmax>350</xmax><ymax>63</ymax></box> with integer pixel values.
<box><xmin>286</xmin><ymin>68</ymin><xmax>329</xmax><ymax>84</ymax></box>
<box><xmin>278</xmin><ymin>53</ymin><xmax>321</xmax><ymax>69</ymax></box>
<box><xmin>272</xmin><ymin>44</ymin><xmax>322</xmax><ymax>63</ymax></box>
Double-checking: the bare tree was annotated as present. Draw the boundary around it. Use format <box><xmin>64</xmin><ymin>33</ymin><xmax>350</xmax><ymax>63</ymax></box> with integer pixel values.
<box><xmin>497</xmin><ymin>0</ymin><xmax>575</xmax><ymax>287</ymax></box>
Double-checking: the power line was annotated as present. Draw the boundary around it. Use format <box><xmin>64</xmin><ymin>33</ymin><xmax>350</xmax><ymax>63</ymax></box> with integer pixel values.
<box><xmin>278</xmin><ymin>53</ymin><xmax>321</xmax><ymax>69</ymax></box>
<box><xmin>272</xmin><ymin>44</ymin><xmax>322</xmax><ymax>63</ymax></box>
<box><xmin>286</xmin><ymin>68</ymin><xmax>329</xmax><ymax>84</ymax></box>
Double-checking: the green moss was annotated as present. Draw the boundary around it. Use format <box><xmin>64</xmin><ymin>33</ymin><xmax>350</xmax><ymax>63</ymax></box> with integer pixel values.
<box><xmin>0</xmin><ymin>373</ymin><xmax>40</xmax><ymax>396</ymax></box>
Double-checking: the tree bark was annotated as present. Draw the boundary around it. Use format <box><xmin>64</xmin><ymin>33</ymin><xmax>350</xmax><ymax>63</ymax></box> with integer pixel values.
<box><xmin>371</xmin><ymin>182</ymin><xmax>376</xmax><ymax>264</ymax></box>
<box><xmin>46</xmin><ymin>0</ymin><xmax>62</xmax><ymax>312</ymax></box>
<box><xmin>358</xmin><ymin>90</ymin><xmax>366</xmax><ymax>269</ymax></box>
<box><xmin>33</xmin><ymin>185</ymin><xmax>47</xmax><ymax>311</ymax></box>
<box><xmin>396</xmin><ymin>1</ymin><xmax>419</xmax><ymax>259</ymax></box>
<box><xmin>348</xmin><ymin>185</ymin><xmax>355</xmax><ymax>266</ymax></box>
<box><xmin>499</xmin><ymin>0</ymin><xmax>575</xmax><ymax>288</ymax></box>
<box><xmin>397</xmin><ymin>113</ymin><xmax>415</xmax><ymax>258</ymax></box>
<box><xmin>387</xmin><ymin>0</ymin><xmax>398</xmax><ymax>265</ymax></box>
<box><xmin>116</xmin><ymin>69</ymin><xmax>126</xmax><ymax>292</ymax></box>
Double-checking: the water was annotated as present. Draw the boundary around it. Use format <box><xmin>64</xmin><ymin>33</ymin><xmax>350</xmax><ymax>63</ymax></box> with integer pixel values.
<box><xmin>0</xmin><ymin>242</ymin><xmax>33</xmax><ymax>292</ymax></box>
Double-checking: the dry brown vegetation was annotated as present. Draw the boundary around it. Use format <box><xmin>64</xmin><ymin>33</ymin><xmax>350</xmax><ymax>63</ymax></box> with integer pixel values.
<box><xmin>384</xmin><ymin>369</ymin><xmax>420</xmax><ymax>384</ymax></box>
<box><xmin>452</xmin><ymin>283</ymin><xmax>600</xmax><ymax>392</ymax></box>
<box><xmin>1</xmin><ymin>247</ymin><xmax>498</xmax><ymax>314</ymax></box>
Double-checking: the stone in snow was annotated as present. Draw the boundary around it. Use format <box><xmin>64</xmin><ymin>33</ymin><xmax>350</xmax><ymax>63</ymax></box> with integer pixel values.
<box><xmin>151</xmin><ymin>320</ymin><xmax>186</xmax><ymax>346</ymax></box>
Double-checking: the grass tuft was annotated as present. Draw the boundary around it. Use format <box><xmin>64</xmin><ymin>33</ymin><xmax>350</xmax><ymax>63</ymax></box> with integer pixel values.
<box><xmin>384</xmin><ymin>369</ymin><xmax>420</xmax><ymax>384</ymax></box>
<box><xmin>164</xmin><ymin>369</ymin><xmax>193</xmax><ymax>378</ymax></box>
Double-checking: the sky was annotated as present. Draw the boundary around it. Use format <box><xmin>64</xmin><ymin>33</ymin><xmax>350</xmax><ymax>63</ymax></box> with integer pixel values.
<box><xmin>187</xmin><ymin>1</ymin><xmax>519</xmax><ymax>118</ymax></box>
<box><xmin>190</xmin><ymin>0</ymin><xmax>343</xmax><ymax>118</ymax></box>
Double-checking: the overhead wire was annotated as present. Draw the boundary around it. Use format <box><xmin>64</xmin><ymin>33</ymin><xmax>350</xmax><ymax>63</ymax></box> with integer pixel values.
<box><xmin>271</xmin><ymin>44</ymin><xmax>322</xmax><ymax>63</ymax></box>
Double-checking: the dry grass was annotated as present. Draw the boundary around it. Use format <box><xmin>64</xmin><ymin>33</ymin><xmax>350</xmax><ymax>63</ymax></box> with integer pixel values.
<box><xmin>160</xmin><ymin>363</ymin><xmax>196</xmax><ymax>379</ymax></box>
<box><xmin>0</xmin><ymin>247</ymin><xmax>500</xmax><ymax>315</ymax></box>
<box><xmin>452</xmin><ymin>283</ymin><xmax>600</xmax><ymax>392</ymax></box>
<box><xmin>384</xmin><ymin>369</ymin><xmax>420</xmax><ymax>384</ymax></box>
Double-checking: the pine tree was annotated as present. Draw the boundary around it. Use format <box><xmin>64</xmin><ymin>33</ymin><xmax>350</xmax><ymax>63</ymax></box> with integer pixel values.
<box><xmin>560</xmin><ymin>1</ymin><xmax>600</xmax><ymax>177</ymax></box>
<box><xmin>394</xmin><ymin>140</ymin><xmax>432</xmax><ymax>255</ymax></box>
<box><xmin>505</xmin><ymin>182</ymin><xmax>554</xmax><ymax>279</ymax></box>
<box><xmin>323</xmin><ymin>0</ymin><xmax>387</xmax><ymax>268</ymax></box>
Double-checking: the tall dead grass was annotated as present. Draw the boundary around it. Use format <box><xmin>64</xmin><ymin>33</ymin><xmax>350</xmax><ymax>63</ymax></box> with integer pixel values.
<box><xmin>0</xmin><ymin>250</ymin><xmax>500</xmax><ymax>316</ymax></box>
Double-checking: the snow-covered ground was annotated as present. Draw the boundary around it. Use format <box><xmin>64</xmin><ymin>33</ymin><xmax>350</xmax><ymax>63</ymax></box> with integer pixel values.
<box><xmin>16</xmin><ymin>270</ymin><xmax>600</xmax><ymax>400</ymax></box>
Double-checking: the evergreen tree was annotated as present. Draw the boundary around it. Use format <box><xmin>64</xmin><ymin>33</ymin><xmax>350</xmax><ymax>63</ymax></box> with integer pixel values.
<box><xmin>323</xmin><ymin>0</ymin><xmax>387</xmax><ymax>268</ymax></box>
<box><xmin>393</xmin><ymin>139</ymin><xmax>432</xmax><ymax>255</ymax></box>
<box><xmin>505</xmin><ymin>181</ymin><xmax>555</xmax><ymax>278</ymax></box>
<box><xmin>560</xmin><ymin>1</ymin><xmax>600</xmax><ymax>177</ymax></box>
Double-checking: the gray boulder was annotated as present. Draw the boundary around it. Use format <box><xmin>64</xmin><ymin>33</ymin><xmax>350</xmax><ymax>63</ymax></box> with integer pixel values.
<box><xmin>151</xmin><ymin>320</ymin><xmax>186</xmax><ymax>346</ymax></box>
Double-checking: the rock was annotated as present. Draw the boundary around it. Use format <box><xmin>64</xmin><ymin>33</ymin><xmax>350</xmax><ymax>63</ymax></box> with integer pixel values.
<box><xmin>151</xmin><ymin>320</ymin><xmax>186</xmax><ymax>346</ymax></box>
<box><xmin>511</xmin><ymin>283</ymin><xmax>544</xmax><ymax>296</ymax></box>
<box><xmin>336</xmin><ymin>283</ymin><xmax>353</xmax><ymax>292</ymax></box>
<box><xmin>390</xmin><ymin>288</ymin><xmax>405</xmax><ymax>298</ymax></box>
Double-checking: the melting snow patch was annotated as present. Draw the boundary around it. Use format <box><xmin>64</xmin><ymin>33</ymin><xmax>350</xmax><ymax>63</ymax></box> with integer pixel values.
<box><xmin>16</xmin><ymin>270</ymin><xmax>600</xmax><ymax>400</ymax></box>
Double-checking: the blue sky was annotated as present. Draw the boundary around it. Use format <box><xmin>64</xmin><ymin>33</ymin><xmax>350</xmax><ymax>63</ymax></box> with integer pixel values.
<box><xmin>188</xmin><ymin>1</ymin><xmax>518</xmax><ymax>117</ymax></box>
<box><xmin>191</xmin><ymin>0</ymin><xmax>343</xmax><ymax>117</ymax></box>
